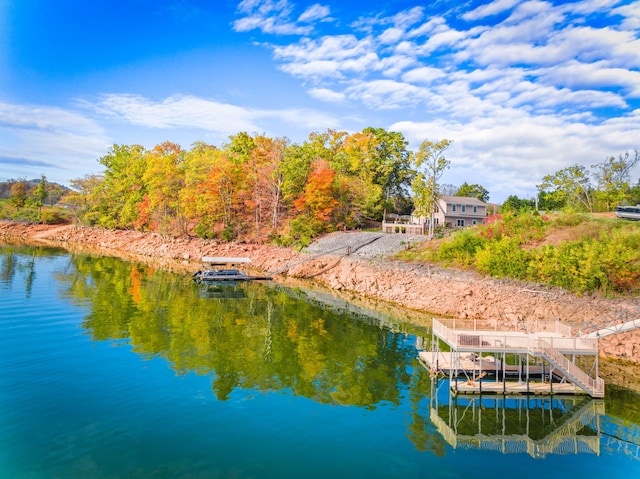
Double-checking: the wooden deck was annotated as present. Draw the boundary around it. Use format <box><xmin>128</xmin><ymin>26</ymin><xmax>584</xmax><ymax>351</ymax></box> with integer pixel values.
<box><xmin>419</xmin><ymin>351</ymin><xmax>546</xmax><ymax>376</ymax></box>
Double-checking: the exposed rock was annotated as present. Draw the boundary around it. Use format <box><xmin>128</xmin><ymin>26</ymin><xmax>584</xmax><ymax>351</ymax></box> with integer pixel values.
<box><xmin>2</xmin><ymin>222</ymin><xmax>639</xmax><ymax>373</ymax></box>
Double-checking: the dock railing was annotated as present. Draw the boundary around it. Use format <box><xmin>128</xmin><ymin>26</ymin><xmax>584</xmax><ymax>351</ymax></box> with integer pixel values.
<box><xmin>435</xmin><ymin>318</ymin><xmax>572</xmax><ymax>335</ymax></box>
<box><xmin>533</xmin><ymin>338</ymin><xmax>605</xmax><ymax>397</ymax></box>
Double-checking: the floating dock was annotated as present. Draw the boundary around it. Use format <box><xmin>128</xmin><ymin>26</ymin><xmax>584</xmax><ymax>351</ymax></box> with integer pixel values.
<box><xmin>193</xmin><ymin>256</ymin><xmax>272</xmax><ymax>283</ymax></box>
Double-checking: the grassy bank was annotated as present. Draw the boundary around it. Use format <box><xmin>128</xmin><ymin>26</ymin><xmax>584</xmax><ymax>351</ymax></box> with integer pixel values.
<box><xmin>397</xmin><ymin>211</ymin><xmax>640</xmax><ymax>297</ymax></box>
<box><xmin>0</xmin><ymin>199</ymin><xmax>71</xmax><ymax>225</ymax></box>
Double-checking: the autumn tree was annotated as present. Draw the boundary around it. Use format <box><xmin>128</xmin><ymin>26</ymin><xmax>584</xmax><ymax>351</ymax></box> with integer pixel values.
<box><xmin>143</xmin><ymin>142</ymin><xmax>185</xmax><ymax>235</ymax></box>
<box><xmin>9</xmin><ymin>179</ymin><xmax>28</xmax><ymax>208</ymax></box>
<box><xmin>63</xmin><ymin>174</ymin><xmax>105</xmax><ymax>223</ymax></box>
<box><xmin>291</xmin><ymin>159</ymin><xmax>338</xmax><ymax>243</ymax></box>
<box><xmin>180</xmin><ymin>142</ymin><xmax>233</xmax><ymax>238</ymax></box>
<box><xmin>250</xmin><ymin>135</ymin><xmax>289</xmax><ymax>238</ymax></box>
<box><xmin>225</xmin><ymin>133</ymin><xmax>291</xmax><ymax>241</ymax></box>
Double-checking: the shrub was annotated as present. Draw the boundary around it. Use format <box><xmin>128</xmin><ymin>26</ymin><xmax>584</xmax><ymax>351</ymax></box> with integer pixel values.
<box><xmin>434</xmin><ymin>229</ymin><xmax>487</xmax><ymax>266</ymax></box>
<box><xmin>475</xmin><ymin>237</ymin><xmax>532</xmax><ymax>279</ymax></box>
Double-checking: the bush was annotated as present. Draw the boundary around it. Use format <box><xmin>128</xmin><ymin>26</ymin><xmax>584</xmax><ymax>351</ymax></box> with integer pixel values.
<box><xmin>475</xmin><ymin>237</ymin><xmax>532</xmax><ymax>279</ymax></box>
<box><xmin>2</xmin><ymin>205</ymin><xmax>71</xmax><ymax>225</ymax></box>
<box><xmin>434</xmin><ymin>229</ymin><xmax>487</xmax><ymax>266</ymax></box>
<box><xmin>408</xmin><ymin>210</ymin><xmax>640</xmax><ymax>296</ymax></box>
<box><xmin>287</xmin><ymin>215</ymin><xmax>324</xmax><ymax>248</ymax></box>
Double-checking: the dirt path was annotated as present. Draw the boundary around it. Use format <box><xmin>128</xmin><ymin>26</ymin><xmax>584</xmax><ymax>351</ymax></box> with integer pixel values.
<box><xmin>30</xmin><ymin>224</ymin><xmax>75</xmax><ymax>239</ymax></box>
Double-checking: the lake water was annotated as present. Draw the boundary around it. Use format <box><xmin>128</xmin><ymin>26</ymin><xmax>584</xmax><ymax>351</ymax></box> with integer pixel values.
<box><xmin>2</xmin><ymin>243</ymin><xmax>640</xmax><ymax>478</ymax></box>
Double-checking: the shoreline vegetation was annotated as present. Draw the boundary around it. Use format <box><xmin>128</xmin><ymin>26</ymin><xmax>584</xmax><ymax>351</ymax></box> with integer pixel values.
<box><xmin>2</xmin><ymin>220</ymin><xmax>640</xmax><ymax>392</ymax></box>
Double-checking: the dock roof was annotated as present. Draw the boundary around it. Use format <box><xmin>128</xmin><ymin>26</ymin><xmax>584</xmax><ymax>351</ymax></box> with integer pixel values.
<box><xmin>201</xmin><ymin>256</ymin><xmax>251</xmax><ymax>264</ymax></box>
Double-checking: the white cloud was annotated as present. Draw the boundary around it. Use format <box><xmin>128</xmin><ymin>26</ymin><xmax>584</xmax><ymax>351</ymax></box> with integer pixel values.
<box><xmin>0</xmin><ymin>101</ymin><xmax>109</xmax><ymax>182</ymax></box>
<box><xmin>565</xmin><ymin>0</ymin><xmax>623</xmax><ymax>17</ymax></box>
<box><xmin>554</xmin><ymin>26</ymin><xmax>640</xmax><ymax>67</ymax></box>
<box><xmin>261</xmin><ymin>0</ymin><xmax>639</xmax><ymax>130</ymax></box>
<box><xmin>390</xmin><ymin>6</ymin><xmax>424</xmax><ymax>29</ymax></box>
<box><xmin>402</xmin><ymin>66</ymin><xmax>447</xmax><ymax>84</ymax></box>
<box><xmin>85</xmin><ymin>93</ymin><xmax>341</xmax><ymax>138</ymax></box>
<box><xmin>280</xmin><ymin>59</ymin><xmax>344</xmax><ymax>78</ymax></box>
<box><xmin>88</xmin><ymin>94</ymin><xmax>261</xmax><ymax>132</ymax></box>
<box><xmin>379</xmin><ymin>27</ymin><xmax>405</xmax><ymax>45</ymax></box>
<box><xmin>408</xmin><ymin>16</ymin><xmax>448</xmax><ymax>38</ymax></box>
<box><xmin>462</xmin><ymin>0</ymin><xmax>519</xmax><ymax>21</ymax></box>
<box><xmin>504</xmin><ymin>0</ymin><xmax>561</xmax><ymax>25</ymax></box>
<box><xmin>273</xmin><ymin>35</ymin><xmax>379</xmax><ymax>80</ymax></box>
<box><xmin>298</xmin><ymin>3</ymin><xmax>330</xmax><ymax>23</ymax></box>
<box><xmin>345</xmin><ymin>80</ymin><xmax>430</xmax><ymax>109</ymax></box>
<box><xmin>307</xmin><ymin>88</ymin><xmax>346</xmax><ymax>102</ymax></box>
<box><xmin>379</xmin><ymin>55</ymin><xmax>416</xmax><ymax>77</ymax></box>
<box><xmin>537</xmin><ymin>60</ymin><xmax>640</xmax><ymax>97</ymax></box>
<box><xmin>233</xmin><ymin>0</ymin><xmax>330</xmax><ymax>34</ymax></box>
<box><xmin>391</xmin><ymin>108</ymin><xmax>640</xmax><ymax>202</ymax></box>
<box><xmin>273</xmin><ymin>35</ymin><xmax>373</xmax><ymax>63</ymax></box>
<box><xmin>612</xmin><ymin>1</ymin><xmax>640</xmax><ymax>30</ymax></box>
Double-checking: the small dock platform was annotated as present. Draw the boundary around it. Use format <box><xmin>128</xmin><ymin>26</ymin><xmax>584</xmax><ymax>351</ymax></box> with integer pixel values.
<box><xmin>193</xmin><ymin>256</ymin><xmax>272</xmax><ymax>283</ymax></box>
<box><xmin>419</xmin><ymin>351</ymin><xmax>546</xmax><ymax>377</ymax></box>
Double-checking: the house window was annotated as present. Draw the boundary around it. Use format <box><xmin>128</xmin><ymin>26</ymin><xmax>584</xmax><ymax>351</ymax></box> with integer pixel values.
<box><xmin>457</xmin><ymin>219</ymin><xmax>465</xmax><ymax>227</ymax></box>
<box><xmin>435</xmin><ymin>218</ymin><xmax>439</xmax><ymax>225</ymax></box>
<box><xmin>452</xmin><ymin>204</ymin><xmax>456</xmax><ymax>212</ymax></box>
<box><xmin>462</xmin><ymin>205</ymin><xmax>466</xmax><ymax>213</ymax></box>
<box><xmin>473</xmin><ymin>206</ymin><xmax>477</xmax><ymax>213</ymax></box>
<box><xmin>472</xmin><ymin>220</ymin><xmax>477</xmax><ymax>225</ymax></box>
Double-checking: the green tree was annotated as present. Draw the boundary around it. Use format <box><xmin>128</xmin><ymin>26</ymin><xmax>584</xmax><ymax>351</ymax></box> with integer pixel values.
<box><xmin>93</xmin><ymin>144</ymin><xmax>148</xmax><ymax>228</ymax></box>
<box><xmin>537</xmin><ymin>164</ymin><xmax>594</xmax><ymax>212</ymax></box>
<box><xmin>63</xmin><ymin>174</ymin><xmax>104</xmax><ymax>224</ymax></box>
<box><xmin>362</xmin><ymin>127</ymin><xmax>414</xmax><ymax>215</ymax></box>
<box><xmin>501</xmin><ymin>195</ymin><xmax>535</xmax><ymax>213</ymax></box>
<box><xmin>32</xmin><ymin>175</ymin><xmax>48</xmax><ymax>221</ymax></box>
<box><xmin>629</xmin><ymin>180</ymin><xmax>640</xmax><ymax>206</ymax></box>
<box><xmin>456</xmin><ymin>182</ymin><xmax>490</xmax><ymax>202</ymax></box>
<box><xmin>591</xmin><ymin>150</ymin><xmax>640</xmax><ymax>211</ymax></box>
<box><xmin>412</xmin><ymin>139</ymin><xmax>453</xmax><ymax>238</ymax></box>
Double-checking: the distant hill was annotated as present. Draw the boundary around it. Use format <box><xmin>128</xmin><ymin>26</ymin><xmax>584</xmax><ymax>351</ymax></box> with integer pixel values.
<box><xmin>0</xmin><ymin>179</ymin><xmax>71</xmax><ymax>204</ymax></box>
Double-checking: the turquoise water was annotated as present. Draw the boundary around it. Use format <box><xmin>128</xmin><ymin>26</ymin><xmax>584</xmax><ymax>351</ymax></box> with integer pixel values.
<box><xmin>1</xmin><ymin>244</ymin><xmax>639</xmax><ymax>478</ymax></box>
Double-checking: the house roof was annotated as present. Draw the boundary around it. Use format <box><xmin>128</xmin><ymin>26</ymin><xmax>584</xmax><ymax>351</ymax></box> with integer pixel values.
<box><xmin>439</xmin><ymin>195</ymin><xmax>487</xmax><ymax>206</ymax></box>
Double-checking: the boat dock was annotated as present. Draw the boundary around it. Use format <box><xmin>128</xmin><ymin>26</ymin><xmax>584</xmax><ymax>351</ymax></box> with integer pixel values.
<box><xmin>420</xmin><ymin>318</ymin><xmax>605</xmax><ymax>397</ymax></box>
<box><xmin>193</xmin><ymin>256</ymin><xmax>272</xmax><ymax>283</ymax></box>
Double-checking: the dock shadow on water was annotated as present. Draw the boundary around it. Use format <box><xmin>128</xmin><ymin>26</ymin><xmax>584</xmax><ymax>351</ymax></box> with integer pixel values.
<box><xmin>2</xmin><ymin>243</ymin><xmax>640</xmax><ymax>478</ymax></box>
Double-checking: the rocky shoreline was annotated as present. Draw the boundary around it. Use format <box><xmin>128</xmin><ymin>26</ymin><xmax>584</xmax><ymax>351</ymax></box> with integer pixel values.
<box><xmin>2</xmin><ymin>221</ymin><xmax>640</xmax><ymax>389</ymax></box>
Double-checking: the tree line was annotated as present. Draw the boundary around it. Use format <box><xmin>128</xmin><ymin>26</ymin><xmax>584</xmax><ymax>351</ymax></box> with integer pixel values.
<box><xmin>58</xmin><ymin>128</ymin><xmax>469</xmax><ymax>245</ymax></box>
<box><xmin>4</xmin><ymin>127</ymin><xmax>638</xmax><ymax>245</ymax></box>
<box><xmin>505</xmin><ymin>150</ymin><xmax>640</xmax><ymax>212</ymax></box>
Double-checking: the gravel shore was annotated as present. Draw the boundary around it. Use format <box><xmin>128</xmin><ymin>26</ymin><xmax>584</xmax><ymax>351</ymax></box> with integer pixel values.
<box><xmin>303</xmin><ymin>231</ymin><xmax>423</xmax><ymax>259</ymax></box>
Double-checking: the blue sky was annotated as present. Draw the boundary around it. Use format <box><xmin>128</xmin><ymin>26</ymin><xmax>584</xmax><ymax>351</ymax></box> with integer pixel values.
<box><xmin>1</xmin><ymin>0</ymin><xmax>639</xmax><ymax>203</ymax></box>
